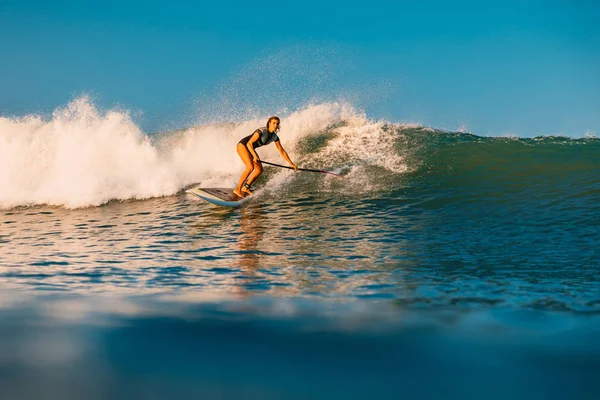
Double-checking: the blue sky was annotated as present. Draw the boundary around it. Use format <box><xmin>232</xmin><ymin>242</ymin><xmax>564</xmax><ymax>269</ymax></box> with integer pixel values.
<box><xmin>0</xmin><ymin>0</ymin><xmax>598</xmax><ymax>136</ymax></box>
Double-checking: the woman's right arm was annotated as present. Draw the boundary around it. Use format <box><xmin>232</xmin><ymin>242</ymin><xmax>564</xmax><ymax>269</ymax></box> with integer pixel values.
<box><xmin>246</xmin><ymin>130</ymin><xmax>262</xmax><ymax>162</ymax></box>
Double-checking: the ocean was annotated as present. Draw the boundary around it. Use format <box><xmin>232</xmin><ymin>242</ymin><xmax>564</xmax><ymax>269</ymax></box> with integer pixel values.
<box><xmin>1</xmin><ymin>98</ymin><xmax>599</xmax><ymax>399</ymax></box>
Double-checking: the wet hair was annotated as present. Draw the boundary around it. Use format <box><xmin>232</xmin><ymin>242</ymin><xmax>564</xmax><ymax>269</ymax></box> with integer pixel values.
<box><xmin>267</xmin><ymin>116</ymin><xmax>281</xmax><ymax>132</ymax></box>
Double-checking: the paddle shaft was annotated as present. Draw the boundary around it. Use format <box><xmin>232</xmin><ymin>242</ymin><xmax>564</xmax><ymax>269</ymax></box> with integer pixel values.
<box><xmin>261</xmin><ymin>161</ymin><xmax>342</xmax><ymax>177</ymax></box>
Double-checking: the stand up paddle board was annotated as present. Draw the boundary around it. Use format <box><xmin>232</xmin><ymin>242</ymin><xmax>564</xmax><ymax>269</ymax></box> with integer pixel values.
<box><xmin>185</xmin><ymin>187</ymin><xmax>250</xmax><ymax>207</ymax></box>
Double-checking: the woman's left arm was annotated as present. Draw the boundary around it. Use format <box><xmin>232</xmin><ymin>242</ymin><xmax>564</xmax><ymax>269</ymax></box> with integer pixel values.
<box><xmin>275</xmin><ymin>141</ymin><xmax>298</xmax><ymax>171</ymax></box>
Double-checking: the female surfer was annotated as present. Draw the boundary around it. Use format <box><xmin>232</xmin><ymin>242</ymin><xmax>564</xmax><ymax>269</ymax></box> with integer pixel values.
<box><xmin>233</xmin><ymin>116</ymin><xmax>297</xmax><ymax>198</ymax></box>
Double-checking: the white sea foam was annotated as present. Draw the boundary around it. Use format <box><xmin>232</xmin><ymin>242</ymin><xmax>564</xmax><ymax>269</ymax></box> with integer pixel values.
<box><xmin>0</xmin><ymin>97</ymin><xmax>408</xmax><ymax>209</ymax></box>
<box><xmin>584</xmin><ymin>130</ymin><xmax>597</xmax><ymax>139</ymax></box>
<box><xmin>307</xmin><ymin>116</ymin><xmax>409</xmax><ymax>174</ymax></box>
<box><xmin>0</xmin><ymin>97</ymin><xmax>177</xmax><ymax>209</ymax></box>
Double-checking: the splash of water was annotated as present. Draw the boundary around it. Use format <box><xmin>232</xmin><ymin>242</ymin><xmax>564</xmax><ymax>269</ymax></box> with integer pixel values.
<box><xmin>1</xmin><ymin>97</ymin><xmax>406</xmax><ymax>209</ymax></box>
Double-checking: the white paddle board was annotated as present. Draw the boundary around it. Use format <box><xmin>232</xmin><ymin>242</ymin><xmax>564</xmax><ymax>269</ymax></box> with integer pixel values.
<box><xmin>185</xmin><ymin>187</ymin><xmax>250</xmax><ymax>207</ymax></box>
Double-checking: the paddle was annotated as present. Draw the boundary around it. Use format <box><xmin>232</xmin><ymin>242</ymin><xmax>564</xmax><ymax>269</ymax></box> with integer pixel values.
<box><xmin>261</xmin><ymin>161</ymin><xmax>344</xmax><ymax>178</ymax></box>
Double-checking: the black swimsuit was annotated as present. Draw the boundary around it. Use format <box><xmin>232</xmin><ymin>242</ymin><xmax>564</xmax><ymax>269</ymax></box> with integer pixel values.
<box><xmin>239</xmin><ymin>127</ymin><xmax>279</xmax><ymax>148</ymax></box>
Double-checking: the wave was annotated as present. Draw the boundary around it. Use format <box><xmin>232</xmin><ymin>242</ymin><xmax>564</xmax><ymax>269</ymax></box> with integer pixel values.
<box><xmin>0</xmin><ymin>97</ymin><xmax>371</xmax><ymax>208</ymax></box>
<box><xmin>1</xmin><ymin>97</ymin><xmax>598</xmax><ymax>209</ymax></box>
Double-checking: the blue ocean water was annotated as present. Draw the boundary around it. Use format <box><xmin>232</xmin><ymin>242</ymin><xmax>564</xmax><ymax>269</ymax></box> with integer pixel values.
<box><xmin>1</xmin><ymin>105</ymin><xmax>599</xmax><ymax>398</ymax></box>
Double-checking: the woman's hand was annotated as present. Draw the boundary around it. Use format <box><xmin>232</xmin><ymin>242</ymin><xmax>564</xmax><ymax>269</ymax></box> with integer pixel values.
<box><xmin>291</xmin><ymin>163</ymin><xmax>298</xmax><ymax>172</ymax></box>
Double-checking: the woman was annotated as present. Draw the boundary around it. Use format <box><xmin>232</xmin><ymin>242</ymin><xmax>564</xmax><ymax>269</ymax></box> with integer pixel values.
<box><xmin>233</xmin><ymin>116</ymin><xmax>297</xmax><ymax>198</ymax></box>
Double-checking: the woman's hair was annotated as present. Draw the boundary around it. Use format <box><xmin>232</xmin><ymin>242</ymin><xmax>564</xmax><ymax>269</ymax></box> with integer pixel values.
<box><xmin>267</xmin><ymin>116</ymin><xmax>281</xmax><ymax>132</ymax></box>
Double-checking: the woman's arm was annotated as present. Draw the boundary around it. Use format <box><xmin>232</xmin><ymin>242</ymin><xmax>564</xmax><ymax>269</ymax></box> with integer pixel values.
<box><xmin>275</xmin><ymin>141</ymin><xmax>298</xmax><ymax>171</ymax></box>
<box><xmin>246</xmin><ymin>130</ymin><xmax>262</xmax><ymax>162</ymax></box>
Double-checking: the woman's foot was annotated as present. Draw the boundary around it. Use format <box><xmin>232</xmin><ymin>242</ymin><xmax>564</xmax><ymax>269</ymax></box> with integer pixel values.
<box><xmin>233</xmin><ymin>189</ymin><xmax>245</xmax><ymax>198</ymax></box>
<box><xmin>241</xmin><ymin>183</ymin><xmax>253</xmax><ymax>196</ymax></box>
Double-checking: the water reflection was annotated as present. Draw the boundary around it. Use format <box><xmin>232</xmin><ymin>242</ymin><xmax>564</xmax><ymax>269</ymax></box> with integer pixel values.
<box><xmin>237</xmin><ymin>205</ymin><xmax>265</xmax><ymax>271</ymax></box>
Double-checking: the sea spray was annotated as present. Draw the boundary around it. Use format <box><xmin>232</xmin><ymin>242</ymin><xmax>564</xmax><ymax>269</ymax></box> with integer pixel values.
<box><xmin>1</xmin><ymin>97</ymin><xmax>403</xmax><ymax>209</ymax></box>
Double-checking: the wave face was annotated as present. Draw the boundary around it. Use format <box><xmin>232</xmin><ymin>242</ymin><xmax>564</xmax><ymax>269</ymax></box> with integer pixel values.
<box><xmin>1</xmin><ymin>97</ymin><xmax>598</xmax><ymax>209</ymax></box>
<box><xmin>388</xmin><ymin>129</ymin><xmax>600</xmax><ymax>209</ymax></box>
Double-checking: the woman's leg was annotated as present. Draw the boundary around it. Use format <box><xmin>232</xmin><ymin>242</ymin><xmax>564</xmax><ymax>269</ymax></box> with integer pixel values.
<box><xmin>244</xmin><ymin>161</ymin><xmax>263</xmax><ymax>190</ymax></box>
<box><xmin>234</xmin><ymin>143</ymin><xmax>254</xmax><ymax>197</ymax></box>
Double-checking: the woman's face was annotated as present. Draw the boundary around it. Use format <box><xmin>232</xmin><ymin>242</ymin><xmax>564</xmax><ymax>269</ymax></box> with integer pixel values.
<box><xmin>268</xmin><ymin>119</ymin><xmax>279</xmax><ymax>132</ymax></box>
